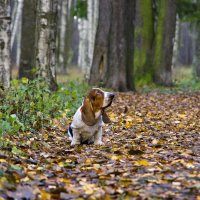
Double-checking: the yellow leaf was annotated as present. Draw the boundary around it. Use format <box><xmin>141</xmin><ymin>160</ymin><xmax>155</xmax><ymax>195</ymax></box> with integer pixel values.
<box><xmin>85</xmin><ymin>158</ymin><xmax>93</xmax><ymax>164</ymax></box>
<box><xmin>178</xmin><ymin>114</ymin><xmax>186</xmax><ymax>119</ymax></box>
<box><xmin>125</xmin><ymin>120</ymin><xmax>134</xmax><ymax>128</ymax></box>
<box><xmin>196</xmin><ymin>196</ymin><xmax>200</xmax><ymax>200</ymax></box>
<box><xmin>93</xmin><ymin>164</ymin><xmax>100</xmax><ymax>169</ymax></box>
<box><xmin>43</xmin><ymin>134</ymin><xmax>48</xmax><ymax>140</ymax></box>
<box><xmin>152</xmin><ymin>139</ymin><xmax>158</xmax><ymax>145</ymax></box>
<box><xmin>81</xmin><ymin>183</ymin><xmax>96</xmax><ymax>195</ymax></box>
<box><xmin>135</xmin><ymin>117</ymin><xmax>143</xmax><ymax>123</ymax></box>
<box><xmin>0</xmin><ymin>159</ymin><xmax>7</xmax><ymax>163</ymax></box>
<box><xmin>65</xmin><ymin>159</ymin><xmax>73</xmax><ymax>163</ymax></box>
<box><xmin>104</xmin><ymin>194</ymin><xmax>112</xmax><ymax>200</ymax></box>
<box><xmin>109</xmin><ymin>112</ymin><xmax>116</xmax><ymax>120</ymax></box>
<box><xmin>135</xmin><ymin>159</ymin><xmax>150</xmax><ymax>167</ymax></box>
<box><xmin>58</xmin><ymin>162</ymin><xmax>64</xmax><ymax>167</ymax></box>
<box><xmin>128</xmin><ymin>191</ymin><xmax>139</xmax><ymax>197</ymax></box>
<box><xmin>111</xmin><ymin>155</ymin><xmax>120</xmax><ymax>161</ymax></box>
<box><xmin>40</xmin><ymin>190</ymin><xmax>51</xmax><ymax>200</ymax></box>
<box><xmin>120</xmin><ymin>177</ymin><xmax>132</xmax><ymax>183</ymax></box>
<box><xmin>21</xmin><ymin>77</ymin><xmax>29</xmax><ymax>84</ymax></box>
<box><xmin>62</xmin><ymin>179</ymin><xmax>71</xmax><ymax>186</ymax></box>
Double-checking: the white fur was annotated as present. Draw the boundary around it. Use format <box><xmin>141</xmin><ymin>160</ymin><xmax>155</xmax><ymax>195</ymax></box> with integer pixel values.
<box><xmin>103</xmin><ymin>92</ymin><xmax>111</xmax><ymax>107</ymax></box>
<box><xmin>70</xmin><ymin>107</ymin><xmax>103</xmax><ymax>145</ymax></box>
<box><xmin>69</xmin><ymin>89</ymin><xmax>113</xmax><ymax>146</ymax></box>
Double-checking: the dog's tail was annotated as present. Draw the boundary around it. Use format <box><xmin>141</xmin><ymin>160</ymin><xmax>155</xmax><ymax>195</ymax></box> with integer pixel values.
<box><xmin>67</xmin><ymin>125</ymin><xmax>73</xmax><ymax>141</ymax></box>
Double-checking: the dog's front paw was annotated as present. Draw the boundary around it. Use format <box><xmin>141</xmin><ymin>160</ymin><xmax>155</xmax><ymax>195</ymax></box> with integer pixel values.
<box><xmin>94</xmin><ymin>140</ymin><xmax>104</xmax><ymax>145</ymax></box>
<box><xmin>71</xmin><ymin>141</ymin><xmax>80</xmax><ymax>146</ymax></box>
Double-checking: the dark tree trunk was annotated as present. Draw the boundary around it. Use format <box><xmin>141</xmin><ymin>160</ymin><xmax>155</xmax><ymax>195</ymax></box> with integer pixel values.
<box><xmin>134</xmin><ymin>0</ymin><xmax>154</xmax><ymax>84</ymax></box>
<box><xmin>153</xmin><ymin>0</ymin><xmax>176</xmax><ymax>86</ymax></box>
<box><xmin>89</xmin><ymin>0</ymin><xmax>135</xmax><ymax>91</ymax></box>
<box><xmin>194</xmin><ymin>23</ymin><xmax>200</xmax><ymax>78</ymax></box>
<box><xmin>178</xmin><ymin>22</ymin><xmax>195</xmax><ymax>66</ymax></box>
<box><xmin>63</xmin><ymin>0</ymin><xmax>73</xmax><ymax>71</ymax></box>
<box><xmin>71</xmin><ymin>18</ymin><xmax>79</xmax><ymax>65</ymax></box>
<box><xmin>19</xmin><ymin>0</ymin><xmax>37</xmax><ymax>79</ymax></box>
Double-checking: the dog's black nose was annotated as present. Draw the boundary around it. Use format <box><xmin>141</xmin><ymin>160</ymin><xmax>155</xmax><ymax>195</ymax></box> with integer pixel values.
<box><xmin>109</xmin><ymin>93</ymin><xmax>115</xmax><ymax>99</ymax></box>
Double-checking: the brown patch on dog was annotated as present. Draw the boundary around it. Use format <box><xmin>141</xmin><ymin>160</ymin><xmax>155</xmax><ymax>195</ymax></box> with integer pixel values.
<box><xmin>81</xmin><ymin>88</ymin><xmax>112</xmax><ymax>126</ymax></box>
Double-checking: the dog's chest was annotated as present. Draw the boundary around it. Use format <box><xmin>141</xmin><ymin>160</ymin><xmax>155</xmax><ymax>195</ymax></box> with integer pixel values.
<box><xmin>80</xmin><ymin>123</ymin><xmax>100</xmax><ymax>141</ymax></box>
<box><xmin>71</xmin><ymin>108</ymin><xmax>102</xmax><ymax>142</ymax></box>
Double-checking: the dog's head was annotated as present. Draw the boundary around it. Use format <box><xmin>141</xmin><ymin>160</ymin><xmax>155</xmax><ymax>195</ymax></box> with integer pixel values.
<box><xmin>81</xmin><ymin>88</ymin><xmax>115</xmax><ymax>126</ymax></box>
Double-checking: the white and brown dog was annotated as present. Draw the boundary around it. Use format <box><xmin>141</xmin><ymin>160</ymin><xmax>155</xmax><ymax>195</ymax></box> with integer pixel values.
<box><xmin>68</xmin><ymin>88</ymin><xmax>115</xmax><ymax>145</ymax></box>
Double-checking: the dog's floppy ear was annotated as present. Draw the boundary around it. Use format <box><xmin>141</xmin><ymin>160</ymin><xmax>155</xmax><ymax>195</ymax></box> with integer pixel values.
<box><xmin>102</xmin><ymin>109</ymin><xmax>111</xmax><ymax>123</ymax></box>
<box><xmin>81</xmin><ymin>97</ymin><xmax>97</xmax><ymax>126</ymax></box>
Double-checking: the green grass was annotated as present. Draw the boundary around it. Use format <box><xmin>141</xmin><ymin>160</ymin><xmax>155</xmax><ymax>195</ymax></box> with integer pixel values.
<box><xmin>0</xmin><ymin>77</ymin><xmax>89</xmax><ymax>135</ymax></box>
<box><xmin>137</xmin><ymin>66</ymin><xmax>200</xmax><ymax>93</ymax></box>
<box><xmin>173</xmin><ymin>66</ymin><xmax>200</xmax><ymax>91</ymax></box>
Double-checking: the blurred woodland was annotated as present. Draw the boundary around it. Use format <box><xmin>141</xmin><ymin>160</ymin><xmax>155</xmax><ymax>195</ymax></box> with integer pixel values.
<box><xmin>1</xmin><ymin>1</ymin><xmax>200</xmax><ymax>199</ymax></box>
<box><xmin>0</xmin><ymin>0</ymin><xmax>200</xmax><ymax>91</ymax></box>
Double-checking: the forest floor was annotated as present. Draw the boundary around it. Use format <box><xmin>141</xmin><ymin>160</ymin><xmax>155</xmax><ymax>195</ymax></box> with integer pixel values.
<box><xmin>1</xmin><ymin>92</ymin><xmax>200</xmax><ymax>199</ymax></box>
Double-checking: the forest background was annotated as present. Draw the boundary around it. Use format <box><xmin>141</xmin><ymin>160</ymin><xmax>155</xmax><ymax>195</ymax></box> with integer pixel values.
<box><xmin>0</xmin><ymin>0</ymin><xmax>200</xmax><ymax>199</ymax></box>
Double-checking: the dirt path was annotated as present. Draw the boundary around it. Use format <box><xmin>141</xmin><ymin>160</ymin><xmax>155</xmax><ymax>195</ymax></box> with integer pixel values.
<box><xmin>1</xmin><ymin>92</ymin><xmax>200</xmax><ymax>199</ymax></box>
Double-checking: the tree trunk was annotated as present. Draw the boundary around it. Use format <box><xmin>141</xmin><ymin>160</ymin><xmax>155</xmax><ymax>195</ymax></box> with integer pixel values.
<box><xmin>56</xmin><ymin>0</ymin><xmax>73</xmax><ymax>74</ymax></box>
<box><xmin>153</xmin><ymin>0</ymin><xmax>176</xmax><ymax>86</ymax></box>
<box><xmin>86</xmin><ymin>0</ymin><xmax>99</xmax><ymax>77</ymax></box>
<box><xmin>134</xmin><ymin>0</ymin><xmax>154</xmax><ymax>84</ymax></box>
<box><xmin>89</xmin><ymin>0</ymin><xmax>135</xmax><ymax>91</ymax></box>
<box><xmin>178</xmin><ymin>22</ymin><xmax>195</xmax><ymax>66</ymax></box>
<box><xmin>63</xmin><ymin>0</ymin><xmax>73</xmax><ymax>71</ymax></box>
<box><xmin>10</xmin><ymin>0</ymin><xmax>23</xmax><ymax>69</ymax></box>
<box><xmin>19</xmin><ymin>0</ymin><xmax>36</xmax><ymax>79</ymax></box>
<box><xmin>0</xmin><ymin>0</ymin><xmax>11</xmax><ymax>88</ymax></box>
<box><xmin>71</xmin><ymin>17</ymin><xmax>79</xmax><ymax>66</ymax></box>
<box><xmin>194</xmin><ymin>22</ymin><xmax>200</xmax><ymax>78</ymax></box>
<box><xmin>34</xmin><ymin>0</ymin><xmax>58</xmax><ymax>91</ymax></box>
<box><xmin>78</xmin><ymin>18</ymin><xmax>89</xmax><ymax>74</ymax></box>
<box><xmin>77</xmin><ymin>0</ymin><xmax>99</xmax><ymax>77</ymax></box>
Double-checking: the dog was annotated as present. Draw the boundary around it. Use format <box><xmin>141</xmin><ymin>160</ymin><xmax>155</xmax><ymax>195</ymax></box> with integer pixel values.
<box><xmin>68</xmin><ymin>88</ymin><xmax>115</xmax><ymax>145</ymax></box>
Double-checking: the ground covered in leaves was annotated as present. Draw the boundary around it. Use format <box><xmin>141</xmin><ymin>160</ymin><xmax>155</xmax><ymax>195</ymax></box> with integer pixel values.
<box><xmin>1</xmin><ymin>92</ymin><xmax>200</xmax><ymax>199</ymax></box>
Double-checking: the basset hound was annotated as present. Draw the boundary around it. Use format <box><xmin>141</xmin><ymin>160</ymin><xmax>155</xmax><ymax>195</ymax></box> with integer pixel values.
<box><xmin>68</xmin><ymin>88</ymin><xmax>115</xmax><ymax>145</ymax></box>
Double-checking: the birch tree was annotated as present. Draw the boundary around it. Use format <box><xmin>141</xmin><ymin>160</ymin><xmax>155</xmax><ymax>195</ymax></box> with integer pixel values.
<box><xmin>35</xmin><ymin>0</ymin><xmax>58</xmax><ymax>91</ymax></box>
<box><xmin>57</xmin><ymin>0</ymin><xmax>73</xmax><ymax>73</ymax></box>
<box><xmin>78</xmin><ymin>0</ymin><xmax>99</xmax><ymax>77</ymax></box>
<box><xmin>0</xmin><ymin>0</ymin><xmax>11</xmax><ymax>88</ymax></box>
<box><xmin>10</xmin><ymin>0</ymin><xmax>23</xmax><ymax>68</ymax></box>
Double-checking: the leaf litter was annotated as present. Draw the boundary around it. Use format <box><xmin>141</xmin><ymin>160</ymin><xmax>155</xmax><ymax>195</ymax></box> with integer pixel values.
<box><xmin>0</xmin><ymin>92</ymin><xmax>200</xmax><ymax>199</ymax></box>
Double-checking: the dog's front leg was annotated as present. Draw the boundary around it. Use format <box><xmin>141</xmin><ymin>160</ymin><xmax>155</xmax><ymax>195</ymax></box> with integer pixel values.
<box><xmin>94</xmin><ymin>126</ymin><xmax>103</xmax><ymax>145</ymax></box>
<box><xmin>71</xmin><ymin>129</ymin><xmax>81</xmax><ymax>146</ymax></box>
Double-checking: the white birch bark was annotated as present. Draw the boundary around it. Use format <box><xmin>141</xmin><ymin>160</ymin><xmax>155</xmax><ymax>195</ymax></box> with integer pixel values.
<box><xmin>78</xmin><ymin>0</ymin><xmax>99</xmax><ymax>77</ymax></box>
<box><xmin>11</xmin><ymin>0</ymin><xmax>23</xmax><ymax>67</ymax></box>
<box><xmin>58</xmin><ymin>0</ymin><xmax>68</xmax><ymax>72</ymax></box>
<box><xmin>57</xmin><ymin>0</ymin><xmax>72</xmax><ymax>73</ymax></box>
<box><xmin>35</xmin><ymin>0</ymin><xmax>58</xmax><ymax>90</ymax></box>
<box><xmin>11</xmin><ymin>0</ymin><xmax>23</xmax><ymax>51</ymax></box>
<box><xmin>0</xmin><ymin>0</ymin><xmax>11</xmax><ymax>88</ymax></box>
<box><xmin>35</xmin><ymin>0</ymin><xmax>51</xmax><ymax>77</ymax></box>
<box><xmin>172</xmin><ymin>15</ymin><xmax>179</xmax><ymax>69</ymax></box>
<box><xmin>78</xmin><ymin>18</ymin><xmax>88</xmax><ymax>73</ymax></box>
